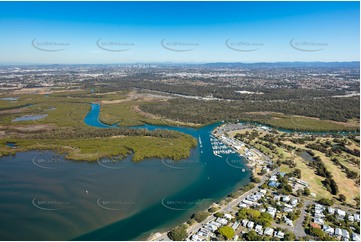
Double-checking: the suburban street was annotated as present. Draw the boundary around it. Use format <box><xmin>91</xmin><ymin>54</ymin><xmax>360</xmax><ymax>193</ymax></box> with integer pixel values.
<box><xmin>151</xmin><ymin>168</ymin><xmax>280</xmax><ymax>241</ymax></box>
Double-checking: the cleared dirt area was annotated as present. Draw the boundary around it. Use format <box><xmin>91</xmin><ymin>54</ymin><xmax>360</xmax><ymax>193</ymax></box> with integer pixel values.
<box><xmin>100</xmin><ymin>90</ymin><xmax>171</xmax><ymax>104</ymax></box>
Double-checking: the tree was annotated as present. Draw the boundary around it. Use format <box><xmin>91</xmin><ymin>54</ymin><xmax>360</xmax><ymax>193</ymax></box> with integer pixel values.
<box><xmin>294</xmin><ymin>168</ymin><xmax>302</xmax><ymax>178</ymax></box>
<box><xmin>168</xmin><ymin>225</ymin><xmax>188</xmax><ymax>241</ymax></box>
<box><xmin>217</xmin><ymin>226</ymin><xmax>235</xmax><ymax>240</ymax></box>
<box><xmin>318</xmin><ymin>198</ymin><xmax>334</xmax><ymax>206</ymax></box>
<box><xmin>256</xmin><ymin>212</ymin><xmax>273</xmax><ymax>227</ymax></box>
<box><xmin>339</xmin><ymin>194</ymin><xmax>346</xmax><ymax>202</ymax></box>
<box><xmin>284</xmin><ymin>231</ymin><xmax>296</xmax><ymax>241</ymax></box>
<box><xmin>245</xmin><ymin>230</ymin><xmax>259</xmax><ymax>241</ymax></box>
<box><xmin>208</xmin><ymin>206</ymin><xmax>218</xmax><ymax>213</ymax></box>
<box><xmin>252</xmin><ymin>177</ymin><xmax>261</xmax><ymax>183</ymax></box>
<box><xmin>236</xmin><ymin>208</ymin><xmax>247</xmax><ymax>220</ymax></box>
<box><xmin>214</xmin><ymin>212</ymin><xmax>224</xmax><ymax>218</ymax></box>
<box><xmin>191</xmin><ymin>211</ymin><xmax>209</xmax><ymax>223</ymax></box>
<box><xmin>309</xmin><ymin>227</ymin><xmax>325</xmax><ymax>238</ymax></box>
<box><xmin>246</xmin><ymin>208</ymin><xmax>261</xmax><ymax>220</ymax></box>
<box><xmin>354</xmin><ymin>196</ymin><xmax>360</xmax><ymax>208</ymax></box>
<box><xmin>303</xmin><ymin>187</ymin><xmax>311</xmax><ymax>196</ymax></box>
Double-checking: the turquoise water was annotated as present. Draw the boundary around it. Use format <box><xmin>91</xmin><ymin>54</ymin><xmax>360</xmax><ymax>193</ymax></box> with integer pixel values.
<box><xmin>0</xmin><ymin>103</ymin><xmax>251</xmax><ymax>240</ymax></box>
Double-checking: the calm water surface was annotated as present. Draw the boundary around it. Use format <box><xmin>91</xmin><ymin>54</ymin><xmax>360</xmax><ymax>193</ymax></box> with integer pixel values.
<box><xmin>0</xmin><ymin>103</ymin><xmax>251</xmax><ymax>240</ymax></box>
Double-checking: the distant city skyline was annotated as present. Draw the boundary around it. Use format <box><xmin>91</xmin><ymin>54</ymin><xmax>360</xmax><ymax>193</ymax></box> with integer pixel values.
<box><xmin>0</xmin><ymin>1</ymin><xmax>359</xmax><ymax>64</ymax></box>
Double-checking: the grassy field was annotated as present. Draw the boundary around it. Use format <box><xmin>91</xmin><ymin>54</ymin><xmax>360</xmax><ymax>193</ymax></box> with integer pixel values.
<box><xmin>231</xmin><ymin>128</ymin><xmax>359</xmax><ymax>205</ymax></box>
<box><xmin>283</xmin><ymin>139</ymin><xmax>360</xmax><ymax>205</ymax></box>
<box><xmin>243</xmin><ymin>112</ymin><xmax>359</xmax><ymax>132</ymax></box>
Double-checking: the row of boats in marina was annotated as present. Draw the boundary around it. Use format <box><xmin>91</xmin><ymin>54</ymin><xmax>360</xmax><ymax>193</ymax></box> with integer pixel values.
<box><xmin>209</xmin><ymin>135</ymin><xmax>236</xmax><ymax>157</ymax></box>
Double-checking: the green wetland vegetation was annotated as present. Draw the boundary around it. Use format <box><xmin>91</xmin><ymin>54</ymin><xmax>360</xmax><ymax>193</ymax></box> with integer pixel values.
<box><xmin>0</xmin><ymin>90</ymin><xmax>196</xmax><ymax>161</ymax></box>
<box><xmin>0</xmin><ymin>88</ymin><xmax>359</xmax><ymax>163</ymax></box>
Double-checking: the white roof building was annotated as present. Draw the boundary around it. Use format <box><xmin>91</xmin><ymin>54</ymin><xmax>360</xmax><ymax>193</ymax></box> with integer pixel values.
<box><xmin>337</xmin><ymin>209</ymin><xmax>346</xmax><ymax>217</ymax></box>
<box><xmin>315</xmin><ymin>203</ymin><xmax>325</xmax><ymax>211</ymax></box>
<box><xmin>314</xmin><ymin>218</ymin><xmax>324</xmax><ymax>225</ymax></box>
<box><xmin>285</xmin><ymin>218</ymin><xmax>294</xmax><ymax>227</ymax></box>
<box><xmin>328</xmin><ymin>207</ymin><xmax>335</xmax><ymax>215</ymax></box>
<box><xmin>290</xmin><ymin>198</ymin><xmax>298</xmax><ymax>206</ymax></box>
<box><xmin>231</xmin><ymin>221</ymin><xmax>240</xmax><ymax>230</ymax></box>
<box><xmin>269</xmin><ymin>175</ymin><xmax>277</xmax><ymax>181</ymax></box>
<box><xmin>224</xmin><ymin>213</ymin><xmax>232</xmax><ymax>220</ymax></box>
<box><xmin>263</xmin><ymin>228</ymin><xmax>274</xmax><ymax>237</ymax></box>
<box><xmin>215</xmin><ymin>218</ymin><xmax>228</xmax><ymax>225</ymax></box>
<box><xmin>284</xmin><ymin>207</ymin><xmax>293</xmax><ymax>213</ymax></box>
<box><xmin>241</xmin><ymin>219</ymin><xmax>249</xmax><ymax>227</ymax></box>
<box><xmin>282</xmin><ymin>195</ymin><xmax>290</xmax><ymax>203</ymax></box>
<box><xmin>335</xmin><ymin>228</ymin><xmax>343</xmax><ymax>237</ymax></box>
<box><xmin>247</xmin><ymin>221</ymin><xmax>254</xmax><ymax>229</ymax></box>
<box><xmin>259</xmin><ymin>189</ymin><xmax>267</xmax><ymax>195</ymax></box>
<box><xmin>255</xmin><ymin>225</ymin><xmax>263</xmax><ymax>235</ymax></box>
<box><xmin>274</xmin><ymin>231</ymin><xmax>284</xmax><ymax>239</ymax></box>
<box><xmin>343</xmin><ymin>230</ymin><xmax>350</xmax><ymax>239</ymax></box>
<box><xmin>352</xmin><ymin>233</ymin><xmax>360</xmax><ymax>241</ymax></box>
<box><xmin>242</xmin><ymin>199</ymin><xmax>254</xmax><ymax>206</ymax></box>
<box><xmin>205</xmin><ymin>224</ymin><xmax>217</xmax><ymax>232</ymax></box>
<box><xmin>238</xmin><ymin>203</ymin><xmax>248</xmax><ymax>208</ymax></box>
<box><xmin>323</xmin><ymin>225</ymin><xmax>334</xmax><ymax>235</ymax></box>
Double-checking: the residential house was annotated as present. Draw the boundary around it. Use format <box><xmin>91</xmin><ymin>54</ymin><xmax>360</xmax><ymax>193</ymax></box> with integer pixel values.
<box><xmin>269</xmin><ymin>175</ymin><xmax>277</xmax><ymax>181</ymax></box>
<box><xmin>247</xmin><ymin>221</ymin><xmax>254</xmax><ymax>230</ymax></box>
<box><xmin>310</xmin><ymin>223</ymin><xmax>321</xmax><ymax>229</ymax></box>
<box><xmin>274</xmin><ymin>231</ymin><xmax>284</xmax><ymax>239</ymax></box>
<box><xmin>342</xmin><ymin>230</ymin><xmax>350</xmax><ymax>240</ymax></box>
<box><xmin>215</xmin><ymin>218</ymin><xmax>228</xmax><ymax>225</ymax></box>
<box><xmin>313</xmin><ymin>218</ymin><xmax>324</xmax><ymax>225</ymax></box>
<box><xmin>328</xmin><ymin>207</ymin><xmax>335</xmax><ymax>215</ymax></box>
<box><xmin>323</xmin><ymin>225</ymin><xmax>334</xmax><ymax>235</ymax></box>
<box><xmin>284</xmin><ymin>217</ymin><xmax>294</xmax><ymax>227</ymax></box>
<box><xmin>352</xmin><ymin>233</ymin><xmax>360</xmax><ymax>241</ymax></box>
<box><xmin>255</xmin><ymin>225</ymin><xmax>263</xmax><ymax>235</ymax></box>
<box><xmin>241</xmin><ymin>219</ymin><xmax>249</xmax><ymax>227</ymax></box>
<box><xmin>336</xmin><ymin>209</ymin><xmax>346</xmax><ymax>218</ymax></box>
<box><xmin>335</xmin><ymin>228</ymin><xmax>343</xmax><ymax>238</ymax></box>
<box><xmin>231</xmin><ymin>221</ymin><xmax>240</xmax><ymax>230</ymax></box>
<box><xmin>282</xmin><ymin>195</ymin><xmax>290</xmax><ymax>203</ymax></box>
<box><xmin>290</xmin><ymin>198</ymin><xmax>298</xmax><ymax>207</ymax></box>
<box><xmin>268</xmin><ymin>181</ymin><xmax>280</xmax><ymax>188</ymax></box>
<box><xmin>263</xmin><ymin>228</ymin><xmax>274</xmax><ymax>237</ymax></box>
<box><xmin>315</xmin><ymin>203</ymin><xmax>325</xmax><ymax>211</ymax></box>
<box><xmin>267</xmin><ymin>207</ymin><xmax>277</xmax><ymax>218</ymax></box>
<box><xmin>224</xmin><ymin>213</ymin><xmax>232</xmax><ymax>220</ymax></box>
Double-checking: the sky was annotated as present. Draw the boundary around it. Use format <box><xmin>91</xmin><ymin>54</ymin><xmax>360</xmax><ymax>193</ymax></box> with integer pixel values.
<box><xmin>0</xmin><ymin>1</ymin><xmax>359</xmax><ymax>64</ymax></box>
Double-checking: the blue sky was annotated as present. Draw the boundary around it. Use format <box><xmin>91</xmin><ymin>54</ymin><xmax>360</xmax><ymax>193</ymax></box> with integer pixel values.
<box><xmin>0</xmin><ymin>1</ymin><xmax>359</xmax><ymax>64</ymax></box>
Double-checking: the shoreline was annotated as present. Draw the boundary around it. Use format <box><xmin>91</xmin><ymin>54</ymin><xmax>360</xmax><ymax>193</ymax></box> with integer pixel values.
<box><xmin>149</xmin><ymin>125</ymin><xmax>274</xmax><ymax>241</ymax></box>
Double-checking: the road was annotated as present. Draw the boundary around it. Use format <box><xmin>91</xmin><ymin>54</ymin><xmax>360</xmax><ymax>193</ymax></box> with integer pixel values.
<box><xmin>151</xmin><ymin>168</ymin><xmax>279</xmax><ymax>241</ymax></box>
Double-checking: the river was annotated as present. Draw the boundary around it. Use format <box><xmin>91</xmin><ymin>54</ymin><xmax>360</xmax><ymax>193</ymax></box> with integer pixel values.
<box><xmin>0</xmin><ymin>103</ymin><xmax>251</xmax><ymax>240</ymax></box>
